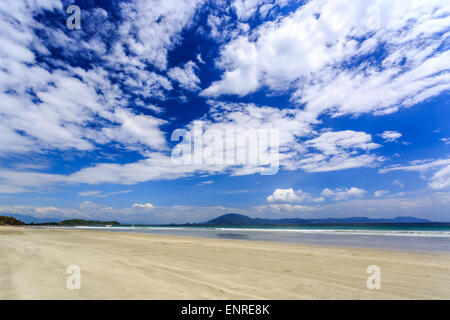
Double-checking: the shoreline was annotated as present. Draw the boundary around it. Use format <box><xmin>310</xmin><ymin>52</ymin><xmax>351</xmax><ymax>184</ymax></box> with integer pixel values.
<box><xmin>1</xmin><ymin>226</ymin><xmax>450</xmax><ymax>299</ymax></box>
<box><xmin>27</xmin><ymin>225</ymin><xmax>450</xmax><ymax>254</ymax></box>
<box><xmin>46</xmin><ymin>225</ymin><xmax>450</xmax><ymax>254</ymax></box>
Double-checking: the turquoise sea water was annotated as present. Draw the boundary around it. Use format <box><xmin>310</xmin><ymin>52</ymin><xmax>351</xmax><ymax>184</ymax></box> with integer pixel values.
<box><xmin>67</xmin><ymin>223</ymin><xmax>450</xmax><ymax>253</ymax></box>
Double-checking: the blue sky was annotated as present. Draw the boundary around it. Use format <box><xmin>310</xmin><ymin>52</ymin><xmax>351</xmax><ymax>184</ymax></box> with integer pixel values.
<box><xmin>0</xmin><ymin>0</ymin><xmax>449</xmax><ymax>223</ymax></box>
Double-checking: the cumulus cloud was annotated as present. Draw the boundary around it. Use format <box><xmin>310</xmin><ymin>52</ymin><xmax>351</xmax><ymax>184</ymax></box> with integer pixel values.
<box><xmin>4</xmin><ymin>191</ymin><xmax>448</xmax><ymax>223</ymax></box>
<box><xmin>379</xmin><ymin>131</ymin><xmax>402</xmax><ymax>142</ymax></box>
<box><xmin>305</xmin><ymin>131</ymin><xmax>381</xmax><ymax>155</ymax></box>
<box><xmin>374</xmin><ymin>190</ymin><xmax>390</xmax><ymax>197</ymax></box>
<box><xmin>168</xmin><ymin>61</ymin><xmax>201</xmax><ymax>91</ymax></box>
<box><xmin>0</xmin><ymin>202</ymin><xmax>245</xmax><ymax>225</ymax></box>
<box><xmin>267</xmin><ymin>188</ymin><xmax>310</xmax><ymax>203</ymax></box>
<box><xmin>266</xmin><ymin>186</ymin><xmax>368</xmax><ymax>204</ymax></box>
<box><xmin>203</xmin><ymin>0</ymin><xmax>450</xmax><ymax>119</ymax></box>
<box><xmin>267</xmin><ymin>188</ymin><xmax>325</xmax><ymax>204</ymax></box>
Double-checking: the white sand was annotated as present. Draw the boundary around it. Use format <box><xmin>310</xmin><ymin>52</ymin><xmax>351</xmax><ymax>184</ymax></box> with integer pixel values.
<box><xmin>1</xmin><ymin>226</ymin><xmax>449</xmax><ymax>299</ymax></box>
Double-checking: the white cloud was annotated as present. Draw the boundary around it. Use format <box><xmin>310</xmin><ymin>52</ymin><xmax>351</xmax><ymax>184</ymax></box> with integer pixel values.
<box><xmin>304</xmin><ymin>130</ymin><xmax>381</xmax><ymax>155</ymax></box>
<box><xmin>0</xmin><ymin>99</ymin><xmax>386</xmax><ymax>192</ymax></box>
<box><xmin>379</xmin><ymin>130</ymin><xmax>402</xmax><ymax>142</ymax></box>
<box><xmin>231</xmin><ymin>0</ymin><xmax>293</xmax><ymax>21</ymax></box>
<box><xmin>257</xmin><ymin>186</ymin><xmax>367</xmax><ymax>204</ymax></box>
<box><xmin>393</xmin><ymin>179</ymin><xmax>404</xmax><ymax>189</ymax></box>
<box><xmin>66</xmin><ymin>153</ymin><xmax>212</xmax><ymax>185</ymax></box>
<box><xmin>200</xmin><ymin>104</ymin><xmax>383</xmax><ymax>174</ymax></box>
<box><xmin>2</xmin><ymin>191</ymin><xmax>450</xmax><ymax>223</ymax></box>
<box><xmin>0</xmin><ymin>0</ymin><xmax>211</xmax><ymax>185</ymax></box>
<box><xmin>429</xmin><ymin>165</ymin><xmax>450</xmax><ymax>190</ymax></box>
<box><xmin>198</xmin><ymin>180</ymin><xmax>214</xmax><ymax>186</ymax></box>
<box><xmin>321</xmin><ymin>187</ymin><xmax>367</xmax><ymax>201</ymax></box>
<box><xmin>0</xmin><ymin>2</ymin><xmax>178</xmax><ymax>158</ymax></box>
<box><xmin>132</xmin><ymin>203</ymin><xmax>154</xmax><ymax>209</ymax></box>
<box><xmin>97</xmin><ymin>108</ymin><xmax>168</xmax><ymax>152</ymax></box>
<box><xmin>267</xmin><ymin>188</ymin><xmax>311</xmax><ymax>203</ymax></box>
<box><xmin>297</xmin><ymin>154</ymin><xmax>382</xmax><ymax>173</ymax></box>
<box><xmin>232</xmin><ymin>0</ymin><xmax>267</xmax><ymax>21</ymax></box>
<box><xmin>380</xmin><ymin>158</ymin><xmax>450</xmax><ymax>173</ymax></box>
<box><xmin>78</xmin><ymin>190</ymin><xmax>132</xmax><ymax>198</ymax></box>
<box><xmin>267</xmin><ymin>188</ymin><xmax>325</xmax><ymax>204</ymax></box>
<box><xmin>203</xmin><ymin>0</ymin><xmax>450</xmax><ymax>119</ymax></box>
<box><xmin>0</xmin><ymin>1</ymin><xmax>445</xmax><ymax>196</ymax></box>
<box><xmin>0</xmin><ymin>202</ymin><xmax>246</xmax><ymax>225</ymax></box>
<box><xmin>197</xmin><ymin>53</ymin><xmax>205</xmax><ymax>64</ymax></box>
<box><xmin>254</xmin><ymin>203</ymin><xmax>317</xmax><ymax>214</ymax></box>
<box><xmin>78</xmin><ymin>190</ymin><xmax>101</xmax><ymax>197</ymax></box>
<box><xmin>295</xmin><ymin>50</ymin><xmax>450</xmax><ymax>117</ymax></box>
<box><xmin>374</xmin><ymin>190</ymin><xmax>389</xmax><ymax>197</ymax></box>
<box><xmin>135</xmin><ymin>99</ymin><xmax>165</xmax><ymax>114</ymax></box>
<box><xmin>168</xmin><ymin>61</ymin><xmax>201</xmax><ymax>91</ymax></box>
<box><xmin>117</xmin><ymin>0</ymin><xmax>203</xmax><ymax>70</ymax></box>
<box><xmin>312</xmin><ymin>192</ymin><xmax>450</xmax><ymax>221</ymax></box>
<box><xmin>297</xmin><ymin>130</ymin><xmax>383</xmax><ymax>172</ymax></box>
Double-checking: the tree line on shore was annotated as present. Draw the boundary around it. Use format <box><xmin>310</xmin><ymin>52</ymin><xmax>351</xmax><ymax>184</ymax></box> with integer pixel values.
<box><xmin>0</xmin><ymin>216</ymin><xmax>25</xmax><ymax>225</ymax></box>
<box><xmin>0</xmin><ymin>215</ymin><xmax>120</xmax><ymax>226</ymax></box>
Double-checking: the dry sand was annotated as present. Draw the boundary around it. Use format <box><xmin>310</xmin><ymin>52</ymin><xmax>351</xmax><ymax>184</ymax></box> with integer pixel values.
<box><xmin>1</xmin><ymin>226</ymin><xmax>449</xmax><ymax>299</ymax></box>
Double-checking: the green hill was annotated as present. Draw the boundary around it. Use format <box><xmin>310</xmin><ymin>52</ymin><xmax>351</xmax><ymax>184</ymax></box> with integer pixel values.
<box><xmin>39</xmin><ymin>219</ymin><xmax>121</xmax><ymax>226</ymax></box>
<box><xmin>0</xmin><ymin>216</ymin><xmax>25</xmax><ymax>225</ymax></box>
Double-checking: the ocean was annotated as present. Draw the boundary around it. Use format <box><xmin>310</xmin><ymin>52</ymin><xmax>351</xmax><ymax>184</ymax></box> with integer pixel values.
<box><xmin>68</xmin><ymin>223</ymin><xmax>450</xmax><ymax>253</ymax></box>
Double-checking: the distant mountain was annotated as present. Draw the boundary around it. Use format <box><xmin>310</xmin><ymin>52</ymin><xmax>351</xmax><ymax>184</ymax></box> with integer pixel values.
<box><xmin>204</xmin><ymin>214</ymin><xmax>431</xmax><ymax>225</ymax></box>
<box><xmin>9</xmin><ymin>214</ymin><xmax>61</xmax><ymax>224</ymax></box>
<box><xmin>206</xmin><ymin>214</ymin><xmax>310</xmax><ymax>225</ymax></box>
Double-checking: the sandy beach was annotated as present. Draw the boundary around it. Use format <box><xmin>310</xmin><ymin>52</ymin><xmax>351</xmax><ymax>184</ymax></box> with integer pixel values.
<box><xmin>1</xmin><ymin>226</ymin><xmax>449</xmax><ymax>299</ymax></box>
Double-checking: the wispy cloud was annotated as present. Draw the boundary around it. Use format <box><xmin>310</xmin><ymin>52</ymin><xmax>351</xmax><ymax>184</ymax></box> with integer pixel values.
<box><xmin>78</xmin><ymin>190</ymin><xmax>132</xmax><ymax>198</ymax></box>
<box><xmin>321</xmin><ymin>187</ymin><xmax>367</xmax><ymax>201</ymax></box>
